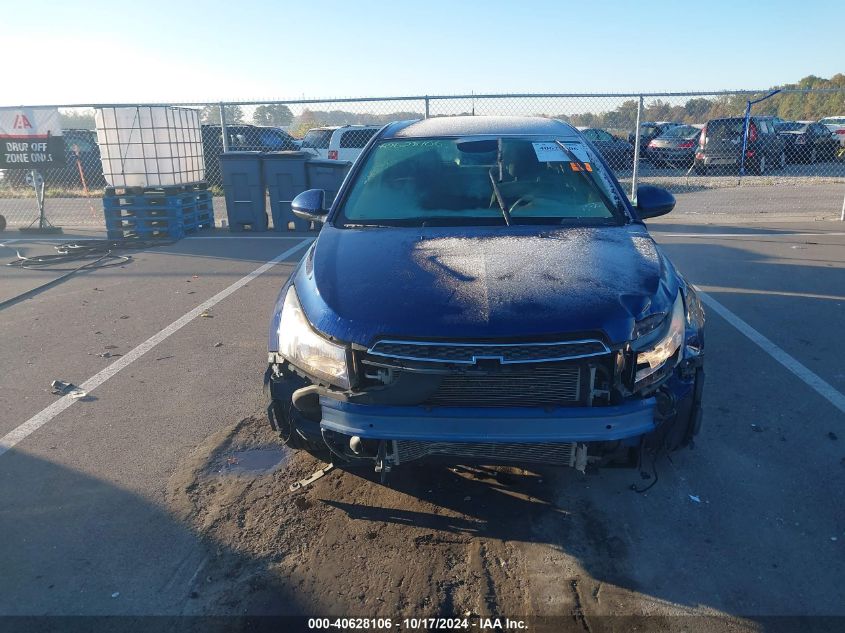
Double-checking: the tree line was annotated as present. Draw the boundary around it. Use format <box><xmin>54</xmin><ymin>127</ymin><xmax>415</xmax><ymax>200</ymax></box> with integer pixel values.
<box><xmin>557</xmin><ymin>74</ymin><xmax>845</xmax><ymax>131</ymax></box>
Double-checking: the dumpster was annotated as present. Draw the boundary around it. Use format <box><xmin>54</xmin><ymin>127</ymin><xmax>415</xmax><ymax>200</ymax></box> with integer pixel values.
<box><xmin>263</xmin><ymin>151</ymin><xmax>310</xmax><ymax>231</ymax></box>
<box><xmin>305</xmin><ymin>159</ymin><xmax>352</xmax><ymax>208</ymax></box>
<box><xmin>220</xmin><ymin>151</ymin><xmax>267</xmax><ymax>231</ymax></box>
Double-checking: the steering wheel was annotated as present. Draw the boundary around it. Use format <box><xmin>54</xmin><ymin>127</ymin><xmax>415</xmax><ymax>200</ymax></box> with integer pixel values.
<box><xmin>508</xmin><ymin>196</ymin><xmax>532</xmax><ymax>214</ymax></box>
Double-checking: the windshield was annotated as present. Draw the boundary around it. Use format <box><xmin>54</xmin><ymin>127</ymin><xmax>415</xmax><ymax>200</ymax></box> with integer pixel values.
<box><xmin>775</xmin><ymin>122</ymin><xmax>806</xmax><ymax>132</ymax></box>
<box><xmin>260</xmin><ymin>129</ymin><xmax>296</xmax><ymax>149</ymax></box>
<box><xmin>707</xmin><ymin>119</ymin><xmax>744</xmax><ymax>140</ymax></box>
<box><xmin>661</xmin><ymin>125</ymin><xmax>699</xmax><ymax>139</ymax></box>
<box><xmin>336</xmin><ymin>137</ymin><xmax>626</xmax><ymax>227</ymax></box>
<box><xmin>301</xmin><ymin>129</ymin><xmax>333</xmax><ymax>149</ymax></box>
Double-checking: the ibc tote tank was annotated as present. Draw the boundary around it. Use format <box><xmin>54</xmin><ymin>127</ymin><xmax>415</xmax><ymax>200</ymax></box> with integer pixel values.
<box><xmin>95</xmin><ymin>106</ymin><xmax>205</xmax><ymax>187</ymax></box>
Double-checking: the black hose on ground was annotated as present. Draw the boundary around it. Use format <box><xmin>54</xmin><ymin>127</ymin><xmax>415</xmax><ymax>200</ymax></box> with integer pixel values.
<box><xmin>0</xmin><ymin>238</ymin><xmax>176</xmax><ymax>311</ymax></box>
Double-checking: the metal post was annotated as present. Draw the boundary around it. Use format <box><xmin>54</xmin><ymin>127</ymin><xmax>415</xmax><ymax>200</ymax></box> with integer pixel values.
<box><xmin>630</xmin><ymin>95</ymin><xmax>643</xmax><ymax>202</ymax></box>
<box><xmin>740</xmin><ymin>90</ymin><xmax>780</xmax><ymax>180</ymax></box>
<box><xmin>840</xmin><ymin>189</ymin><xmax>845</xmax><ymax>221</ymax></box>
<box><xmin>424</xmin><ymin>96</ymin><xmax>430</xmax><ymax>120</ymax></box>
<box><xmin>219</xmin><ymin>102</ymin><xmax>229</xmax><ymax>153</ymax></box>
<box><xmin>739</xmin><ymin>99</ymin><xmax>752</xmax><ymax>179</ymax></box>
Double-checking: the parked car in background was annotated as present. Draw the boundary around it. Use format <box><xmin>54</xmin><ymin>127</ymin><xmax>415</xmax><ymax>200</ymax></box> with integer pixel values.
<box><xmin>818</xmin><ymin>116</ymin><xmax>845</xmax><ymax>148</ymax></box>
<box><xmin>577</xmin><ymin>127</ymin><xmax>634</xmax><ymax>169</ymax></box>
<box><xmin>694</xmin><ymin>116</ymin><xmax>786</xmax><ymax>174</ymax></box>
<box><xmin>645</xmin><ymin>124</ymin><xmax>703</xmax><ymax>168</ymax></box>
<box><xmin>775</xmin><ymin>121</ymin><xmax>839</xmax><ymax>163</ymax></box>
<box><xmin>201</xmin><ymin>124</ymin><xmax>300</xmax><ymax>185</ymax></box>
<box><xmin>628</xmin><ymin>122</ymin><xmax>682</xmax><ymax>156</ymax></box>
<box><xmin>300</xmin><ymin>125</ymin><xmax>381</xmax><ymax>162</ymax></box>
<box><xmin>3</xmin><ymin>129</ymin><xmax>107</xmax><ymax>189</ymax></box>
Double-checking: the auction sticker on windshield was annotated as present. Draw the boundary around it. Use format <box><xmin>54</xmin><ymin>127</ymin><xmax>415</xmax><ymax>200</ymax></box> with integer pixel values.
<box><xmin>532</xmin><ymin>141</ymin><xmax>589</xmax><ymax>164</ymax></box>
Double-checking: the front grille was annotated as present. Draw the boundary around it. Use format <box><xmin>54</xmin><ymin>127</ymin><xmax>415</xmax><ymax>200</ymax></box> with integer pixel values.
<box><xmin>424</xmin><ymin>365</ymin><xmax>581</xmax><ymax>407</ymax></box>
<box><xmin>396</xmin><ymin>440</ymin><xmax>577</xmax><ymax>465</ymax></box>
<box><xmin>368</xmin><ymin>339</ymin><xmax>608</xmax><ymax>364</ymax></box>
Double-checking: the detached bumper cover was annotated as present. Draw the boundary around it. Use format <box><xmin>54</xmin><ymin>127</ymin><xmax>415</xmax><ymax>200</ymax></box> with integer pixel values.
<box><xmin>319</xmin><ymin>397</ymin><xmax>657</xmax><ymax>443</ymax></box>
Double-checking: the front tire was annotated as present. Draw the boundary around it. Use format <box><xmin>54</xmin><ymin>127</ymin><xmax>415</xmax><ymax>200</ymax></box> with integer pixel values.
<box><xmin>268</xmin><ymin>399</ymin><xmax>330</xmax><ymax>458</ymax></box>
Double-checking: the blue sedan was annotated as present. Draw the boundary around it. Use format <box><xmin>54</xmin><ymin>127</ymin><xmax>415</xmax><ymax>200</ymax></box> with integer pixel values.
<box><xmin>265</xmin><ymin>116</ymin><xmax>704</xmax><ymax>476</ymax></box>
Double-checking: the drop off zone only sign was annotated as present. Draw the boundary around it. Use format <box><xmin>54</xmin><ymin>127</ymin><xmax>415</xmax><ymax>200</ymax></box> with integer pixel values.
<box><xmin>1</xmin><ymin>107</ymin><xmax>66</xmax><ymax>169</ymax></box>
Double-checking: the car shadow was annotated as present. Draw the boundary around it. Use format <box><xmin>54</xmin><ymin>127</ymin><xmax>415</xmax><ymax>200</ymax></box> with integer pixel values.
<box><xmin>0</xmin><ymin>449</ymin><xmax>312</xmax><ymax>624</ymax></box>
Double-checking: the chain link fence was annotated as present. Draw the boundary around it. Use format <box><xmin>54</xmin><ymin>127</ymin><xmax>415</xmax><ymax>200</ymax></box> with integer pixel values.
<box><xmin>2</xmin><ymin>90</ymin><xmax>844</xmax><ymax>228</ymax></box>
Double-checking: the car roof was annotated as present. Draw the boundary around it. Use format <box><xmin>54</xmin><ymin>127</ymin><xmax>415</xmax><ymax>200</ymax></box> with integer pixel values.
<box><xmin>309</xmin><ymin>125</ymin><xmax>380</xmax><ymax>132</ymax></box>
<box><xmin>384</xmin><ymin>116</ymin><xmax>581</xmax><ymax>140</ymax></box>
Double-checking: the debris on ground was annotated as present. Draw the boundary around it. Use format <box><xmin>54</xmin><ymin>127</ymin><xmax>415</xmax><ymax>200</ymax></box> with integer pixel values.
<box><xmin>200</xmin><ymin>312</ymin><xmax>213</xmax><ymax>318</ymax></box>
<box><xmin>119</xmin><ymin>315</ymin><xmax>130</xmax><ymax>319</ymax></box>
<box><xmin>111</xmin><ymin>592</ymin><xmax>119</xmax><ymax>598</ymax></box>
<box><xmin>96</xmin><ymin>351</ymin><xmax>122</xmax><ymax>359</ymax></box>
<box><xmin>688</xmin><ymin>494</ymin><xmax>702</xmax><ymax>503</ymax></box>
<box><xmin>289</xmin><ymin>463</ymin><xmax>334</xmax><ymax>492</ymax></box>
<box><xmin>751</xmin><ymin>424</ymin><xmax>764</xmax><ymax>432</ymax></box>
<box><xmin>213</xmin><ymin>342</ymin><xmax>223</xmax><ymax>348</ymax></box>
<box><xmin>50</xmin><ymin>380</ymin><xmax>87</xmax><ymax>399</ymax></box>
<box><xmin>828</xmin><ymin>432</ymin><xmax>838</xmax><ymax>441</ymax></box>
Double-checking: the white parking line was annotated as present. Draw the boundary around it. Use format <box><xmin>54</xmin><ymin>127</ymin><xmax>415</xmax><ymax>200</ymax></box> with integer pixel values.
<box><xmin>696</xmin><ymin>288</ymin><xmax>845</xmax><ymax>415</ymax></box>
<box><xmin>658</xmin><ymin>232</ymin><xmax>845</xmax><ymax>238</ymax></box>
<box><xmin>1</xmin><ymin>235</ymin><xmax>311</xmax><ymax>242</ymax></box>
<box><xmin>0</xmin><ymin>238</ymin><xmax>312</xmax><ymax>458</ymax></box>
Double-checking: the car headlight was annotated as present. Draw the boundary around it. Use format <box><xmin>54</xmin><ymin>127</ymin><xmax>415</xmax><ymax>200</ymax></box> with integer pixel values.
<box><xmin>634</xmin><ymin>292</ymin><xmax>684</xmax><ymax>384</ymax></box>
<box><xmin>277</xmin><ymin>286</ymin><xmax>350</xmax><ymax>389</ymax></box>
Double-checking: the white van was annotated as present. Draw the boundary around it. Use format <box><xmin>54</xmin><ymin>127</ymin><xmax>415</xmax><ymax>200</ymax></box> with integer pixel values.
<box><xmin>300</xmin><ymin>125</ymin><xmax>381</xmax><ymax>162</ymax></box>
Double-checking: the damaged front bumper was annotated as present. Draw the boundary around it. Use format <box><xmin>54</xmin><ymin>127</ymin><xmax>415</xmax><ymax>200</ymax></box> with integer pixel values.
<box><xmin>319</xmin><ymin>397</ymin><xmax>656</xmax><ymax>443</ymax></box>
<box><xmin>266</xmin><ymin>353</ymin><xmax>703</xmax><ymax>473</ymax></box>
<box><xmin>266</xmin><ymin>281</ymin><xmax>705</xmax><ymax>472</ymax></box>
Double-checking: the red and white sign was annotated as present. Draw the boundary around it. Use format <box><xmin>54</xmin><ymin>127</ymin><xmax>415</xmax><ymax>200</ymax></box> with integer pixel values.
<box><xmin>0</xmin><ymin>107</ymin><xmax>66</xmax><ymax>168</ymax></box>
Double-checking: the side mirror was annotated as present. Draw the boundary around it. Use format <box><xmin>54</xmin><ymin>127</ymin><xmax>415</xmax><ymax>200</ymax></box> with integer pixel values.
<box><xmin>636</xmin><ymin>184</ymin><xmax>675</xmax><ymax>219</ymax></box>
<box><xmin>292</xmin><ymin>189</ymin><xmax>328</xmax><ymax>222</ymax></box>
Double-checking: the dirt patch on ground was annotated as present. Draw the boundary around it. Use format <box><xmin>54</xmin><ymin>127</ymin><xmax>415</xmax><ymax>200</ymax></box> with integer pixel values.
<box><xmin>166</xmin><ymin>413</ymin><xmax>536</xmax><ymax>618</ymax></box>
<box><xmin>166</xmin><ymin>413</ymin><xmax>755</xmax><ymax>631</ymax></box>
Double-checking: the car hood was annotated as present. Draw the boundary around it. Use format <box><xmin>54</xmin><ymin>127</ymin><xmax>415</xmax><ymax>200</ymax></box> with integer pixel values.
<box><xmin>289</xmin><ymin>224</ymin><xmax>678</xmax><ymax>348</ymax></box>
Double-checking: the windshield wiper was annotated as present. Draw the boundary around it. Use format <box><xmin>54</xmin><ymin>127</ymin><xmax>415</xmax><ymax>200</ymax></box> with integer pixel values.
<box><xmin>488</xmin><ymin>168</ymin><xmax>511</xmax><ymax>226</ymax></box>
<box><xmin>554</xmin><ymin>140</ymin><xmax>622</xmax><ymax>219</ymax></box>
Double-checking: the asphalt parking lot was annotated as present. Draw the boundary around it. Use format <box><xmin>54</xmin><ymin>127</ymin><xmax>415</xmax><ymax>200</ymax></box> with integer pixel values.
<box><xmin>1</xmin><ymin>217</ymin><xmax>844</xmax><ymax>630</ymax></box>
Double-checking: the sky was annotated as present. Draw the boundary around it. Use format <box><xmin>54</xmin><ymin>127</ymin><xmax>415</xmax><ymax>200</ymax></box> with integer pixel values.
<box><xmin>1</xmin><ymin>0</ymin><xmax>841</xmax><ymax>107</ymax></box>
